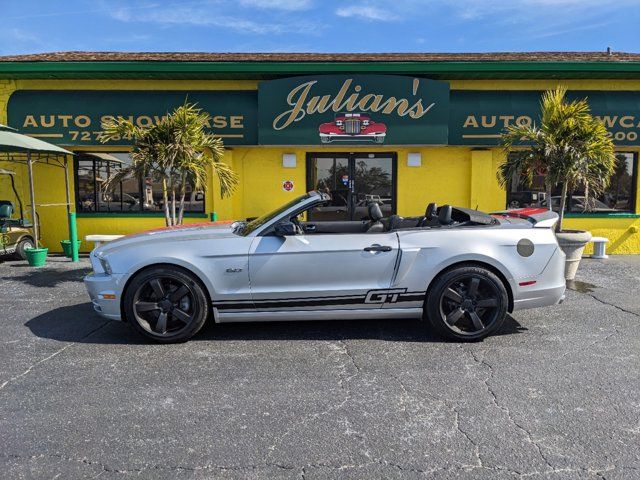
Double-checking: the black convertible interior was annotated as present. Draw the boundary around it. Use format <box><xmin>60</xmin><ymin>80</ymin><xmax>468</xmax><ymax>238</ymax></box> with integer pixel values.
<box><xmin>287</xmin><ymin>202</ymin><xmax>497</xmax><ymax>235</ymax></box>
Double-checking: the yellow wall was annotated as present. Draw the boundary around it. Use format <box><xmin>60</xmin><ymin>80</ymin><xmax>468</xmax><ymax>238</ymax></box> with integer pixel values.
<box><xmin>0</xmin><ymin>77</ymin><xmax>639</xmax><ymax>253</ymax></box>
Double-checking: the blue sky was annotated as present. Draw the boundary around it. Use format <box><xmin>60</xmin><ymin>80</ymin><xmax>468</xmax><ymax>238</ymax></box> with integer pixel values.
<box><xmin>1</xmin><ymin>0</ymin><xmax>639</xmax><ymax>55</ymax></box>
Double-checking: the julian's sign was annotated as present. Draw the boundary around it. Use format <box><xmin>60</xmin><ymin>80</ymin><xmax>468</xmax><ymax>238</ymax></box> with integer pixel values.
<box><xmin>259</xmin><ymin>75</ymin><xmax>450</xmax><ymax>145</ymax></box>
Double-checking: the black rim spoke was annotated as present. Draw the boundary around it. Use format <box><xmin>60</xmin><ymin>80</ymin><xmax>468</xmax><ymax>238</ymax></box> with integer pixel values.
<box><xmin>468</xmin><ymin>311</ymin><xmax>485</xmax><ymax>330</ymax></box>
<box><xmin>446</xmin><ymin>308</ymin><xmax>465</xmax><ymax>326</ymax></box>
<box><xmin>444</xmin><ymin>288</ymin><xmax>463</xmax><ymax>304</ymax></box>
<box><xmin>468</xmin><ymin>278</ymin><xmax>480</xmax><ymax>297</ymax></box>
<box><xmin>149</xmin><ymin>279</ymin><xmax>165</xmax><ymax>299</ymax></box>
<box><xmin>172</xmin><ymin>308</ymin><xmax>191</xmax><ymax>324</ymax></box>
<box><xmin>477</xmin><ymin>298</ymin><xmax>498</xmax><ymax>308</ymax></box>
<box><xmin>170</xmin><ymin>285</ymin><xmax>190</xmax><ymax>302</ymax></box>
<box><xmin>136</xmin><ymin>301</ymin><xmax>159</xmax><ymax>312</ymax></box>
<box><xmin>155</xmin><ymin>312</ymin><xmax>168</xmax><ymax>334</ymax></box>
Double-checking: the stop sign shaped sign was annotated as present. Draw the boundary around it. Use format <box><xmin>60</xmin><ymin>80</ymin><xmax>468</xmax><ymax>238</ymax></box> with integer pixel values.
<box><xmin>282</xmin><ymin>180</ymin><xmax>294</xmax><ymax>192</ymax></box>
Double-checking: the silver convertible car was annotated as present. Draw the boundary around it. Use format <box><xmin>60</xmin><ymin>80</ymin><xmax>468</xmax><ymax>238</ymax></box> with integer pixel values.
<box><xmin>84</xmin><ymin>191</ymin><xmax>566</xmax><ymax>343</ymax></box>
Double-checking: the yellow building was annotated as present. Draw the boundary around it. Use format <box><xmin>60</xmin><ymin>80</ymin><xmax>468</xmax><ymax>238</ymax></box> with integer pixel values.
<box><xmin>0</xmin><ymin>52</ymin><xmax>638</xmax><ymax>254</ymax></box>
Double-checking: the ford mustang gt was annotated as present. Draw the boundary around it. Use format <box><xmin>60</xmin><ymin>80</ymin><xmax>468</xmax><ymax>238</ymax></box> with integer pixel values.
<box><xmin>84</xmin><ymin>191</ymin><xmax>566</xmax><ymax>343</ymax></box>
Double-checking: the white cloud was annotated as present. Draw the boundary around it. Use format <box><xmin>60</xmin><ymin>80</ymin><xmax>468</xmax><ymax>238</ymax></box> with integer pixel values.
<box><xmin>335</xmin><ymin>5</ymin><xmax>399</xmax><ymax>21</ymax></box>
<box><xmin>440</xmin><ymin>0</ymin><xmax>640</xmax><ymax>20</ymax></box>
<box><xmin>0</xmin><ymin>28</ymin><xmax>52</xmax><ymax>55</ymax></box>
<box><xmin>238</xmin><ymin>0</ymin><xmax>313</xmax><ymax>11</ymax></box>
<box><xmin>110</xmin><ymin>5</ymin><xmax>316</xmax><ymax>35</ymax></box>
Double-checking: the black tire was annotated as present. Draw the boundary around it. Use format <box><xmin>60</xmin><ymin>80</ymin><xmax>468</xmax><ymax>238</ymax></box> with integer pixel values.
<box><xmin>15</xmin><ymin>237</ymin><xmax>35</xmax><ymax>260</ymax></box>
<box><xmin>123</xmin><ymin>265</ymin><xmax>210</xmax><ymax>343</ymax></box>
<box><xmin>425</xmin><ymin>265</ymin><xmax>508</xmax><ymax>342</ymax></box>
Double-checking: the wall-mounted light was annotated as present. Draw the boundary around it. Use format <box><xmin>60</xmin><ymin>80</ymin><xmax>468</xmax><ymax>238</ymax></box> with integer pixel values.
<box><xmin>282</xmin><ymin>153</ymin><xmax>297</xmax><ymax>168</ymax></box>
<box><xmin>407</xmin><ymin>152</ymin><xmax>422</xmax><ymax>167</ymax></box>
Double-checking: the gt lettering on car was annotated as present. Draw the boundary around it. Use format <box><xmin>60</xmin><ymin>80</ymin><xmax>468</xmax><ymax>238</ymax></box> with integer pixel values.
<box><xmin>364</xmin><ymin>289</ymin><xmax>407</xmax><ymax>304</ymax></box>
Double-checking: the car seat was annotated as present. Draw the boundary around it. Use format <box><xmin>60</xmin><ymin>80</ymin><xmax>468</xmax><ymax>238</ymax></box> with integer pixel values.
<box><xmin>383</xmin><ymin>214</ymin><xmax>405</xmax><ymax>231</ymax></box>
<box><xmin>417</xmin><ymin>203</ymin><xmax>438</xmax><ymax>227</ymax></box>
<box><xmin>438</xmin><ymin>205</ymin><xmax>453</xmax><ymax>226</ymax></box>
<box><xmin>0</xmin><ymin>201</ymin><xmax>13</xmax><ymax>220</ymax></box>
<box><xmin>366</xmin><ymin>203</ymin><xmax>385</xmax><ymax>233</ymax></box>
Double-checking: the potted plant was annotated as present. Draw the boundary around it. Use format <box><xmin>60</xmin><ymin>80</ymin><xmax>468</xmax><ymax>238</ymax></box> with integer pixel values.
<box><xmin>25</xmin><ymin>243</ymin><xmax>48</xmax><ymax>267</ymax></box>
<box><xmin>498</xmin><ymin>87</ymin><xmax>617</xmax><ymax>280</ymax></box>
<box><xmin>100</xmin><ymin>102</ymin><xmax>238</xmax><ymax>227</ymax></box>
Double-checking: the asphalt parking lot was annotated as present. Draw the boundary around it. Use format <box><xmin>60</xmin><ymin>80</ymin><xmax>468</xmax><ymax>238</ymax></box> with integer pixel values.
<box><xmin>1</xmin><ymin>255</ymin><xmax>639</xmax><ymax>479</ymax></box>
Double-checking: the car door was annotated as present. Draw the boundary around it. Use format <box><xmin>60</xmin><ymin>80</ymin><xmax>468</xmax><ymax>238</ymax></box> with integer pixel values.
<box><xmin>248</xmin><ymin>232</ymin><xmax>400</xmax><ymax>311</ymax></box>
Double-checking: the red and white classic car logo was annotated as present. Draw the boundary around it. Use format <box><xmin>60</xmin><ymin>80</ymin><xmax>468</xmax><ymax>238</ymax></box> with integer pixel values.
<box><xmin>318</xmin><ymin>113</ymin><xmax>387</xmax><ymax>144</ymax></box>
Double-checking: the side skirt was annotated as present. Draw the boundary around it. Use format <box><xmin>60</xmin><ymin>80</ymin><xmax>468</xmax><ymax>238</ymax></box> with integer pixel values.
<box><xmin>214</xmin><ymin>307</ymin><xmax>424</xmax><ymax>323</ymax></box>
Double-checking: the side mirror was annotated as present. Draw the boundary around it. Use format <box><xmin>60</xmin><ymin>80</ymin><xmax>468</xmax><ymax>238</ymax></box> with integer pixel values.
<box><xmin>274</xmin><ymin>221</ymin><xmax>296</xmax><ymax>237</ymax></box>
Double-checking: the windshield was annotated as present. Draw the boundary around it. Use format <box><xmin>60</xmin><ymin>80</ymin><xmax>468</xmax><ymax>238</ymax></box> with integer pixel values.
<box><xmin>235</xmin><ymin>193</ymin><xmax>312</xmax><ymax>236</ymax></box>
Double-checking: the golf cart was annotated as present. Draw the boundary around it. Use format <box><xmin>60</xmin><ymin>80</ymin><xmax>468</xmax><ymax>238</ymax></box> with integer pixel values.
<box><xmin>0</xmin><ymin>168</ymin><xmax>35</xmax><ymax>259</ymax></box>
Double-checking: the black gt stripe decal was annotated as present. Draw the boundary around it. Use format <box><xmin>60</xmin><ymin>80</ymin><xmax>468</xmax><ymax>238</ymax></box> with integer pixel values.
<box><xmin>214</xmin><ymin>289</ymin><xmax>426</xmax><ymax>311</ymax></box>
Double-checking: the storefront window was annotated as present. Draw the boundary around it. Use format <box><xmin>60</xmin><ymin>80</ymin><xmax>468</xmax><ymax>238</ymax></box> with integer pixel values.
<box><xmin>75</xmin><ymin>153</ymin><xmax>205</xmax><ymax>214</ymax></box>
<box><xmin>505</xmin><ymin>152</ymin><xmax>637</xmax><ymax>214</ymax></box>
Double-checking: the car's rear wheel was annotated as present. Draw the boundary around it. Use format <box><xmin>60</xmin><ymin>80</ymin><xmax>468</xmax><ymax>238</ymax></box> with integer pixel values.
<box><xmin>123</xmin><ymin>266</ymin><xmax>209</xmax><ymax>343</ymax></box>
<box><xmin>15</xmin><ymin>237</ymin><xmax>35</xmax><ymax>260</ymax></box>
<box><xmin>425</xmin><ymin>265</ymin><xmax>507</xmax><ymax>341</ymax></box>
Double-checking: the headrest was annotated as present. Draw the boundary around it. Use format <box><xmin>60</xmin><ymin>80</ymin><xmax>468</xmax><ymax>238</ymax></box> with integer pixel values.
<box><xmin>368</xmin><ymin>202</ymin><xmax>383</xmax><ymax>221</ymax></box>
<box><xmin>425</xmin><ymin>203</ymin><xmax>438</xmax><ymax>219</ymax></box>
<box><xmin>438</xmin><ymin>205</ymin><xmax>453</xmax><ymax>225</ymax></box>
<box><xmin>387</xmin><ymin>214</ymin><xmax>404</xmax><ymax>231</ymax></box>
<box><xmin>0</xmin><ymin>203</ymin><xmax>13</xmax><ymax>219</ymax></box>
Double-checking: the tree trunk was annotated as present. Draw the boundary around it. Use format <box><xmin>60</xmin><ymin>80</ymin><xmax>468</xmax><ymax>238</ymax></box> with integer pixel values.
<box><xmin>556</xmin><ymin>182</ymin><xmax>569</xmax><ymax>232</ymax></box>
<box><xmin>171</xmin><ymin>188</ymin><xmax>176</xmax><ymax>226</ymax></box>
<box><xmin>177</xmin><ymin>174</ymin><xmax>187</xmax><ymax>225</ymax></box>
<box><xmin>546</xmin><ymin>182</ymin><xmax>553</xmax><ymax>212</ymax></box>
<box><xmin>162</xmin><ymin>178</ymin><xmax>171</xmax><ymax>227</ymax></box>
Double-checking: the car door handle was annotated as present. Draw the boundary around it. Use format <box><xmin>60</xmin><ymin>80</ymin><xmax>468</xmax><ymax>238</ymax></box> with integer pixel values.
<box><xmin>364</xmin><ymin>244</ymin><xmax>392</xmax><ymax>252</ymax></box>
<box><xmin>305</xmin><ymin>224</ymin><xmax>317</xmax><ymax>232</ymax></box>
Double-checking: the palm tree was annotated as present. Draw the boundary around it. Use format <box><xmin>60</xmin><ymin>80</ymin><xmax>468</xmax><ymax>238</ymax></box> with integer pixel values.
<box><xmin>497</xmin><ymin>87</ymin><xmax>616</xmax><ymax>232</ymax></box>
<box><xmin>100</xmin><ymin>103</ymin><xmax>238</xmax><ymax>226</ymax></box>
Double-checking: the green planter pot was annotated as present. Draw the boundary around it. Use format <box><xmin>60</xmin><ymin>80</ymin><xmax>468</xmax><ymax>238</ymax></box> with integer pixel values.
<box><xmin>60</xmin><ymin>240</ymin><xmax>82</xmax><ymax>258</ymax></box>
<box><xmin>25</xmin><ymin>247</ymin><xmax>48</xmax><ymax>267</ymax></box>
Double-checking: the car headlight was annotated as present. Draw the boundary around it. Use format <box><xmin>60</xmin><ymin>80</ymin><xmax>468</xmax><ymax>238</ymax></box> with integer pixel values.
<box><xmin>97</xmin><ymin>255</ymin><xmax>113</xmax><ymax>275</ymax></box>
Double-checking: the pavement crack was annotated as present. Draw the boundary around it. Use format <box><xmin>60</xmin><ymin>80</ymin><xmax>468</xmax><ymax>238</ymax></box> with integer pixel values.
<box><xmin>582</xmin><ymin>292</ymin><xmax>640</xmax><ymax>318</ymax></box>
<box><xmin>0</xmin><ymin>320</ymin><xmax>112</xmax><ymax>392</ymax></box>
<box><xmin>265</xmin><ymin>339</ymin><xmax>361</xmax><ymax>463</ymax></box>
<box><xmin>466</xmin><ymin>348</ymin><xmax>554</xmax><ymax>470</ymax></box>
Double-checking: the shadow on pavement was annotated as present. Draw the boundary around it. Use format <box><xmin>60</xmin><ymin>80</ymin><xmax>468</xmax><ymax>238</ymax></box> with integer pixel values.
<box><xmin>7</xmin><ymin>265</ymin><xmax>92</xmax><ymax>288</ymax></box>
<box><xmin>25</xmin><ymin>302</ymin><xmax>526</xmax><ymax>345</ymax></box>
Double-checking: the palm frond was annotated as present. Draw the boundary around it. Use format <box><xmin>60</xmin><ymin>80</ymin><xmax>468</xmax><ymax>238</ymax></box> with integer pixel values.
<box><xmin>498</xmin><ymin>86</ymin><xmax>616</xmax><ymax>231</ymax></box>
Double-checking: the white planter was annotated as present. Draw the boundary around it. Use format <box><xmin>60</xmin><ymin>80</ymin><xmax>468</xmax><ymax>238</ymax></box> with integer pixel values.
<box><xmin>556</xmin><ymin>230</ymin><xmax>592</xmax><ymax>281</ymax></box>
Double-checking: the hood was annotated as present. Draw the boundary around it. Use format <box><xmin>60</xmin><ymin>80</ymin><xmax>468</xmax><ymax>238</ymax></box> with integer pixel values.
<box><xmin>95</xmin><ymin>220</ymin><xmax>237</xmax><ymax>256</ymax></box>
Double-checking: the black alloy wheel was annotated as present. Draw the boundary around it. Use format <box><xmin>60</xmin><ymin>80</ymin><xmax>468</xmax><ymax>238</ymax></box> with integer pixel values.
<box><xmin>426</xmin><ymin>265</ymin><xmax>508</xmax><ymax>341</ymax></box>
<box><xmin>124</xmin><ymin>266</ymin><xmax>209</xmax><ymax>343</ymax></box>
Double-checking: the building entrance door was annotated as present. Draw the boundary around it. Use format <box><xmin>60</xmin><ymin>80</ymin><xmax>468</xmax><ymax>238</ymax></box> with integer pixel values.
<box><xmin>306</xmin><ymin>153</ymin><xmax>397</xmax><ymax>221</ymax></box>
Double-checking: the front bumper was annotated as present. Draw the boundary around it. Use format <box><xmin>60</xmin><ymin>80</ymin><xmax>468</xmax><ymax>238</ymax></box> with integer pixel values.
<box><xmin>319</xmin><ymin>133</ymin><xmax>386</xmax><ymax>143</ymax></box>
<box><xmin>84</xmin><ymin>272</ymin><xmax>130</xmax><ymax>321</ymax></box>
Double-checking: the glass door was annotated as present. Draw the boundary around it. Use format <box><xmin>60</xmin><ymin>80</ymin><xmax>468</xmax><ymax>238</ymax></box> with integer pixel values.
<box><xmin>307</xmin><ymin>153</ymin><xmax>396</xmax><ymax>221</ymax></box>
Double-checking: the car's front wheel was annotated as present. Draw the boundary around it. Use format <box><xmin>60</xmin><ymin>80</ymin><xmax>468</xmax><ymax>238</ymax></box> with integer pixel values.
<box><xmin>123</xmin><ymin>266</ymin><xmax>210</xmax><ymax>343</ymax></box>
<box><xmin>425</xmin><ymin>265</ymin><xmax>508</xmax><ymax>341</ymax></box>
